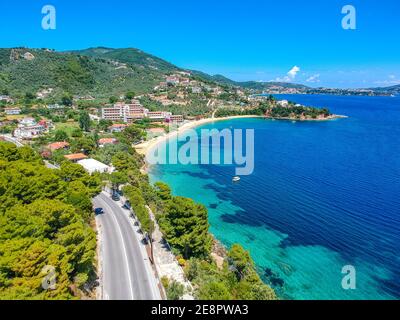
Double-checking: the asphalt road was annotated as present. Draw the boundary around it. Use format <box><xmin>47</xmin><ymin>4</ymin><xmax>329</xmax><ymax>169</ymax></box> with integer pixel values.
<box><xmin>94</xmin><ymin>192</ymin><xmax>161</xmax><ymax>300</ymax></box>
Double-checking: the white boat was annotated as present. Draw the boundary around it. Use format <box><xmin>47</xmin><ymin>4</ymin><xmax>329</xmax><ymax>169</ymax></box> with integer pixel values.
<box><xmin>232</xmin><ymin>176</ymin><xmax>241</xmax><ymax>182</ymax></box>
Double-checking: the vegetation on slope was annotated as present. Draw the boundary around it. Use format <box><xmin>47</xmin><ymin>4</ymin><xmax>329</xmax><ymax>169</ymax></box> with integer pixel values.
<box><xmin>0</xmin><ymin>142</ymin><xmax>101</xmax><ymax>299</ymax></box>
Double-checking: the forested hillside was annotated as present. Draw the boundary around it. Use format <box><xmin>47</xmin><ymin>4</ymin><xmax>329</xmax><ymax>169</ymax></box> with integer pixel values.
<box><xmin>0</xmin><ymin>142</ymin><xmax>101</xmax><ymax>299</ymax></box>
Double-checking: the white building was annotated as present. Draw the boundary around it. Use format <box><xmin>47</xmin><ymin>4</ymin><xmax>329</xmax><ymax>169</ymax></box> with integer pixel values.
<box><xmin>47</xmin><ymin>103</ymin><xmax>63</xmax><ymax>109</ymax></box>
<box><xmin>102</xmin><ymin>101</ymin><xmax>149</xmax><ymax>123</ymax></box>
<box><xmin>77</xmin><ymin>158</ymin><xmax>113</xmax><ymax>174</ymax></box>
<box><xmin>19</xmin><ymin>117</ymin><xmax>37</xmax><ymax>126</ymax></box>
<box><xmin>192</xmin><ymin>87</ymin><xmax>202</xmax><ymax>94</ymax></box>
<box><xmin>0</xmin><ymin>95</ymin><xmax>14</xmax><ymax>104</ymax></box>
<box><xmin>14</xmin><ymin>125</ymin><xmax>45</xmax><ymax>139</ymax></box>
<box><xmin>4</xmin><ymin>107</ymin><xmax>21</xmax><ymax>115</ymax></box>
<box><xmin>277</xmin><ymin>100</ymin><xmax>289</xmax><ymax>107</ymax></box>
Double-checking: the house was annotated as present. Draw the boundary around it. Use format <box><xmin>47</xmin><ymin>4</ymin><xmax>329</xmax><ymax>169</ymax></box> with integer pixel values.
<box><xmin>47</xmin><ymin>141</ymin><xmax>70</xmax><ymax>152</ymax></box>
<box><xmin>146</xmin><ymin>127</ymin><xmax>166</xmax><ymax>138</ymax></box>
<box><xmin>0</xmin><ymin>95</ymin><xmax>14</xmax><ymax>104</ymax></box>
<box><xmin>64</xmin><ymin>153</ymin><xmax>88</xmax><ymax>162</ymax></box>
<box><xmin>98</xmin><ymin>138</ymin><xmax>118</xmax><ymax>147</ymax></box>
<box><xmin>192</xmin><ymin>87</ymin><xmax>202</xmax><ymax>94</ymax></box>
<box><xmin>38</xmin><ymin>119</ymin><xmax>54</xmax><ymax>130</ymax></box>
<box><xmin>102</xmin><ymin>102</ymin><xmax>148</xmax><ymax>122</ymax></box>
<box><xmin>14</xmin><ymin>125</ymin><xmax>45</xmax><ymax>139</ymax></box>
<box><xmin>108</xmin><ymin>123</ymin><xmax>128</xmax><ymax>133</ymax></box>
<box><xmin>77</xmin><ymin>158</ymin><xmax>112</xmax><ymax>174</ymax></box>
<box><xmin>47</xmin><ymin>103</ymin><xmax>63</xmax><ymax>109</ymax></box>
<box><xmin>277</xmin><ymin>100</ymin><xmax>289</xmax><ymax>107</ymax></box>
<box><xmin>166</xmin><ymin>76</ymin><xmax>180</xmax><ymax>85</ymax></box>
<box><xmin>147</xmin><ymin>111</ymin><xmax>172</xmax><ymax>121</ymax></box>
<box><xmin>169</xmin><ymin>115</ymin><xmax>184</xmax><ymax>123</ymax></box>
<box><xmin>4</xmin><ymin>107</ymin><xmax>21</xmax><ymax>115</ymax></box>
<box><xmin>19</xmin><ymin>117</ymin><xmax>37</xmax><ymax>127</ymax></box>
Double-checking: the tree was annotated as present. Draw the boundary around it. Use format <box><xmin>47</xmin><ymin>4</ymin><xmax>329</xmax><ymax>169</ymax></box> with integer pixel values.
<box><xmin>198</xmin><ymin>281</ymin><xmax>232</xmax><ymax>300</ymax></box>
<box><xmin>125</xmin><ymin>91</ymin><xmax>136</xmax><ymax>100</ymax></box>
<box><xmin>227</xmin><ymin>244</ymin><xmax>254</xmax><ymax>280</ymax></box>
<box><xmin>123</xmin><ymin>125</ymin><xmax>145</xmax><ymax>144</ymax></box>
<box><xmin>109</xmin><ymin>96</ymin><xmax>118</xmax><ymax>104</ymax></box>
<box><xmin>0</xmin><ymin>144</ymin><xmax>97</xmax><ymax>299</ymax></box>
<box><xmin>54</xmin><ymin>129</ymin><xmax>68</xmax><ymax>141</ymax></box>
<box><xmin>165</xmin><ymin>280</ymin><xmax>184</xmax><ymax>300</ymax></box>
<box><xmin>97</xmin><ymin>119</ymin><xmax>112</xmax><ymax>132</ymax></box>
<box><xmin>70</xmin><ymin>136</ymin><xmax>96</xmax><ymax>154</ymax></box>
<box><xmin>71</xmin><ymin>128</ymin><xmax>83</xmax><ymax>138</ymax></box>
<box><xmin>159</xmin><ymin>196</ymin><xmax>212</xmax><ymax>259</ymax></box>
<box><xmin>154</xmin><ymin>181</ymin><xmax>172</xmax><ymax>201</ymax></box>
<box><xmin>61</xmin><ymin>93</ymin><xmax>73</xmax><ymax>106</ymax></box>
<box><xmin>78</xmin><ymin>111</ymin><xmax>91</xmax><ymax>132</ymax></box>
<box><xmin>109</xmin><ymin>171</ymin><xmax>128</xmax><ymax>191</ymax></box>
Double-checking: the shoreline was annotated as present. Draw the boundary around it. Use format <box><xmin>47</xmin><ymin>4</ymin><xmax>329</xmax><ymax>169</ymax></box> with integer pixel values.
<box><xmin>134</xmin><ymin>113</ymin><xmax>346</xmax><ymax>160</ymax></box>
<box><xmin>134</xmin><ymin>115</ymin><xmax>262</xmax><ymax>158</ymax></box>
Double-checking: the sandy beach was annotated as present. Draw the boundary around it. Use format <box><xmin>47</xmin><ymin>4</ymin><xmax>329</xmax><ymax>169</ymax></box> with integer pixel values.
<box><xmin>134</xmin><ymin>115</ymin><xmax>261</xmax><ymax>157</ymax></box>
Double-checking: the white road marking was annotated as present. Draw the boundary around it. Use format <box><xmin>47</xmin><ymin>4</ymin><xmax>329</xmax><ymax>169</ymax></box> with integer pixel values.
<box><xmin>99</xmin><ymin>195</ymin><xmax>135</xmax><ymax>300</ymax></box>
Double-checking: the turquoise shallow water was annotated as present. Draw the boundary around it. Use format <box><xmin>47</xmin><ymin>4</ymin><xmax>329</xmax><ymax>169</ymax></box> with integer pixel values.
<box><xmin>149</xmin><ymin>95</ymin><xmax>400</xmax><ymax>300</ymax></box>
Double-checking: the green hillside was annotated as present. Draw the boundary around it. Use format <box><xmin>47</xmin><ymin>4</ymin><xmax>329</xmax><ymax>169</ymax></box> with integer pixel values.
<box><xmin>0</xmin><ymin>48</ymin><xmax>172</xmax><ymax>98</ymax></box>
<box><xmin>68</xmin><ymin>47</ymin><xmax>179</xmax><ymax>73</ymax></box>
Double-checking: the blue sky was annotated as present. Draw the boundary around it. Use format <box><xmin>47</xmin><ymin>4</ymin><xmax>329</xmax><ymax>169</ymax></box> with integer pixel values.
<box><xmin>1</xmin><ymin>0</ymin><xmax>399</xmax><ymax>88</ymax></box>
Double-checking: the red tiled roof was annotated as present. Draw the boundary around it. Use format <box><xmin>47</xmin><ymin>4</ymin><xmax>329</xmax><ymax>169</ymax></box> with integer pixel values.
<box><xmin>64</xmin><ymin>153</ymin><xmax>87</xmax><ymax>161</ymax></box>
<box><xmin>98</xmin><ymin>138</ymin><xmax>117</xmax><ymax>144</ymax></box>
<box><xmin>109</xmin><ymin>124</ymin><xmax>128</xmax><ymax>128</ymax></box>
<box><xmin>48</xmin><ymin>141</ymin><xmax>69</xmax><ymax>151</ymax></box>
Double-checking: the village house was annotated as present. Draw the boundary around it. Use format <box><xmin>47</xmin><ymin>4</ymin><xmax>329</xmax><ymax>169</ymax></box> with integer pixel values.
<box><xmin>47</xmin><ymin>103</ymin><xmax>63</xmax><ymax>109</ymax></box>
<box><xmin>77</xmin><ymin>158</ymin><xmax>113</xmax><ymax>174</ymax></box>
<box><xmin>108</xmin><ymin>123</ymin><xmax>128</xmax><ymax>133</ymax></box>
<box><xmin>146</xmin><ymin>127</ymin><xmax>166</xmax><ymax>139</ymax></box>
<box><xmin>166</xmin><ymin>76</ymin><xmax>180</xmax><ymax>85</ymax></box>
<box><xmin>168</xmin><ymin>115</ymin><xmax>184</xmax><ymax>123</ymax></box>
<box><xmin>4</xmin><ymin>107</ymin><xmax>21</xmax><ymax>115</ymax></box>
<box><xmin>192</xmin><ymin>86</ymin><xmax>202</xmax><ymax>94</ymax></box>
<box><xmin>98</xmin><ymin>137</ymin><xmax>118</xmax><ymax>147</ymax></box>
<box><xmin>64</xmin><ymin>153</ymin><xmax>88</xmax><ymax>162</ymax></box>
<box><xmin>19</xmin><ymin>117</ymin><xmax>37</xmax><ymax>126</ymax></box>
<box><xmin>14</xmin><ymin>124</ymin><xmax>45</xmax><ymax>139</ymax></box>
<box><xmin>0</xmin><ymin>95</ymin><xmax>14</xmax><ymax>104</ymax></box>
<box><xmin>37</xmin><ymin>88</ymin><xmax>54</xmax><ymax>99</ymax></box>
<box><xmin>47</xmin><ymin>141</ymin><xmax>70</xmax><ymax>152</ymax></box>
<box><xmin>277</xmin><ymin>100</ymin><xmax>289</xmax><ymax>107</ymax></box>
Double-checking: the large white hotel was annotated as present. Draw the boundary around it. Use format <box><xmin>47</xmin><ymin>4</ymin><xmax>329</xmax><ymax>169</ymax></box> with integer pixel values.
<box><xmin>101</xmin><ymin>100</ymin><xmax>183</xmax><ymax>123</ymax></box>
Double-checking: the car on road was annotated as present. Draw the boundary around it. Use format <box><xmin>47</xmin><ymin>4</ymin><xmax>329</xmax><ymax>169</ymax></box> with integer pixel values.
<box><xmin>94</xmin><ymin>207</ymin><xmax>104</xmax><ymax>215</ymax></box>
<box><xmin>122</xmin><ymin>200</ymin><xmax>131</xmax><ymax>210</ymax></box>
<box><xmin>111</xmin><ymin>192</ymin><xmax>120</xmax><ymax>201</ymax></box>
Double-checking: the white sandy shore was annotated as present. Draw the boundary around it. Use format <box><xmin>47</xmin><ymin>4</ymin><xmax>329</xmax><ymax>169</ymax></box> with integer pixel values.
<box><xmin>134</xmin><ymin>115</ymin><xmax>261</xmax><ymax>157</ymax></box>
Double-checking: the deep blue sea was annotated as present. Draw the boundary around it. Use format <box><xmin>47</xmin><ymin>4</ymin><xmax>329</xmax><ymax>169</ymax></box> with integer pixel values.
<box><xmin>149</xmin><ymin>94</ymin><xmax>400</xmax><ymax>300</ymax></box>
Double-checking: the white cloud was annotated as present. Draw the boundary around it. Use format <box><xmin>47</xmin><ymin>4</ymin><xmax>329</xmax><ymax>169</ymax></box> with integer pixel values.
<box><xmin>271</xmin><ymin>65</ymin><xmax>301</xmax><ymax>82</ymax></box>
<box><xmin>306</xmin><ymin>74</ymin><xmax>320</xmax><ymax>83</ymax></box>
<box><xmin>288</xmin><ymin>66</ymin><xmax>300</xmax><ymax>79</ymax></box>
<box><xmin>374</xmin><ymin>75</ymin><xmax>400</xmax><ymax>86</ymax></box>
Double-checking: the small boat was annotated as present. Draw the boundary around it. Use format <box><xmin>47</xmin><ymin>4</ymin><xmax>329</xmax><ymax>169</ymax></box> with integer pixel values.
<box><xmin>232</xmin><ymin>176</ymin><xmax>241</xmax><ymax>182</ymax></box>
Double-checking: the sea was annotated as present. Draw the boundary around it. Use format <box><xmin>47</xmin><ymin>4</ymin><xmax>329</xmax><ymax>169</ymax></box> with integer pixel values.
<box><xmin>148</xmin><ymin>94</ymin><xmax>400</xmax><ymax>300</ymax></box>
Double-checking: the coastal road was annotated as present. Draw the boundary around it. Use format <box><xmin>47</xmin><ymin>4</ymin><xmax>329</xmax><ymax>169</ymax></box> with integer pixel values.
<box><xmin>94</xmin><ymin>192</ymin><xmax>161</xmax><ymax>300</ymax></box>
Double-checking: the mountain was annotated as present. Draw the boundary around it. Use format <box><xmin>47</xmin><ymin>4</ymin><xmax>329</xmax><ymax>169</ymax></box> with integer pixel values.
<box><xmin>369</xmin><ymin>84</ymin><xmax>400</xmax><ymax>95</ymax></box>
<box><xmin>0</xmin><ymin>47</ymin><xmax>180</xmax><ymax>98</ymax></box>
<box><xmin>0</xmin><ymin>47</ymin><xmax>397</xmax><ymax>98</ymax></box>
<box><xmin>67</xmin><ymin>47</ymin><xmax>179</xmax><ymax>73</ymax></box>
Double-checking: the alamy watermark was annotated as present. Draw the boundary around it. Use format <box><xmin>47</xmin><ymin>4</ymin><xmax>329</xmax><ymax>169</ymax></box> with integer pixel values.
<box><xmin>341</xmin><ymin>265</ymin><xmax>356</xmax><ymax>290</ymax></box>
<box><xmin>146</xmin><ymin>127</ymin><xmax>255</xmax><ymax>176</ymax></box>
<box><xmin>342</xmin><ymin>5</ymin><xmax>356</xmax><ymax>30</ymax></box>
<box><xmin>42</xmin><ymin>5</ymin><xmax>56</xmax><ymax>30</ymax></box>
